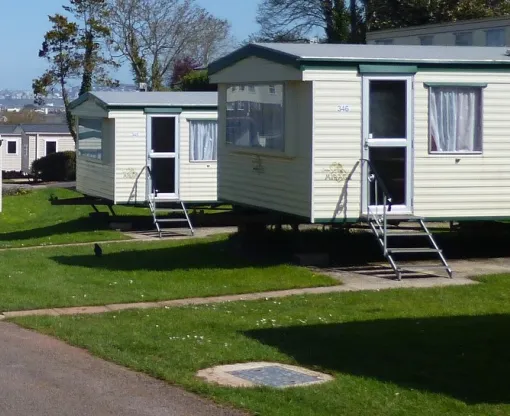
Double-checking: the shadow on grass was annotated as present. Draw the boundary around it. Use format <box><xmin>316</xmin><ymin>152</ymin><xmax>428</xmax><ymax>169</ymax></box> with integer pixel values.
<box><xmin>50</xmin><ymin>238</ymin><xmax>285</xmax><ymax>271</ymax></box>
<box><xmin>0</xmin><ymin>217</ymin><xmax>112</xmax><ymax>244</ymax></box>
<box><xmin>244</xmin><ymin>314</ymin><xmax>510</xmax><ymax>404</ymax></box>
<box><xmin>47</xmin><ymin>226</ymin><xmax>510</xmax><ymax>271</ymax></box>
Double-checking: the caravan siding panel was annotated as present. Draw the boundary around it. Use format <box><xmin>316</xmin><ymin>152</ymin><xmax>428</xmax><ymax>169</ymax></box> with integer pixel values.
<box><xmin>306</xmin><ymin>70</ymin><xmax>363</xmax><ymax>222</ymax></box>
<box><xmin>210</xmin><ymin>57</ymin><xmax>302</xmax><ymax>84</ymax></box>
<box><xmin>1</xmin><ymin>135</ymin><xmax>22</xmax><ymax>171</ymax></box>
<box><xmin>178</xmin><ymin>111</ymin><xmax>218</xmax><ymax>202</ymax></box>
<box><xmin>414</xmin><ymin>71</ymin><xmax>510</xmax><ymax>219</ymax></box>
<box><xmin>112</xmin><ymin>110</ymin><xmax>147</xmax><ymax>204</ymax></box>
<box><xmin>76</xmin><ymin>157</ymin><xmax>114</xmax><ymax>199</ymax></box>
<box><xmin>76</xmin><ymin>119</ymin><xmax>115</xmax><ymax>200</ymax></box>
<box><xmin>36</xmin><ymin>134</ymin><xmax>75</xmax><ymax>159</ymax></box>
<box><xmin>217</xmin><ymin>81</ymin><xmax>313</xmax><ymax>218</ymax></box>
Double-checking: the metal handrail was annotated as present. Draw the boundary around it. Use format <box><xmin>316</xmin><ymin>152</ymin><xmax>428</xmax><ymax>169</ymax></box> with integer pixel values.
<box><xmin>360</xmin><ymin>158</ymin><xmax>392</xmax><ymax>210</ymax></box>
<box><xmin>142</xmin><ymin>165</ymin><xmax>158</xmax><ymax>198</ymax></box>
<box><xmin>360</xmin><ymin>158</ymin><xmax>393</xmax><ymax>254</ymax></box>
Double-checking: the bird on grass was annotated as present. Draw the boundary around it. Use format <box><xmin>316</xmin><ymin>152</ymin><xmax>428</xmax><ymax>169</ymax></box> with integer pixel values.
<box><xmin>94</xmin><ymin>243</ymin><xmax>103</xmax><ymax>257</ymax></box>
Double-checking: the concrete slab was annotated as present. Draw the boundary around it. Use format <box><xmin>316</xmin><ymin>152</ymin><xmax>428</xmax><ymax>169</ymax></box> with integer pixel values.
<box><xmin>0</xmin><ymin>322</ymin><xmax>245</xmax><ymax>416</ymax></box>
<box><xmin>197</xmin><ymin>362</ymin><xmax>333</xmax><ymax>388</ymax></box>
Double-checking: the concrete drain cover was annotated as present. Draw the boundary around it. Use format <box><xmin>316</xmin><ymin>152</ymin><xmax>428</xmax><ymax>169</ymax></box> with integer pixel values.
<box><xmin>196</xmin><ymin>362</ymin><xmax>333</xmax><ymax>388</ymax></box>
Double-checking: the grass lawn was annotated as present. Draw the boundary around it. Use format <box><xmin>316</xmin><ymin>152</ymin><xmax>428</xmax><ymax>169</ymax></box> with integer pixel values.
<box><xmin>0</xmin><ymin>188</ymin><xmax>149</xmax><ymax>248</ymax></box>
<box><xmin>0</xmin><ymin>234</ymin><xmax>336</xmax><ymax>311</ymax></box>
<box><xmin>14</xmin><ymin>274</ymin><xmax>510</xmax><ymax>416</ymax></box>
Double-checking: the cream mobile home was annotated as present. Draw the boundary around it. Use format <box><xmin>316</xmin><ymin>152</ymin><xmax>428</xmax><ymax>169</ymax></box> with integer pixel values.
<box><xmin>209</xmin><ymin>42</ymin><xmax>510</xmax><ymax>278</ymax></box>
<box><xmin>0</xmin><ymin>125</ymin><xmax>23</xmax><ymax>172</ymax></box>
<box><xmin>20</xmin><ymin>124</ymin><xmax>74</xmax><ymax>174</ymax></box>
<box><xmin>69</xmin><ymin>91</ymin><xmax>218</xmax><ymax>234</ymax></box>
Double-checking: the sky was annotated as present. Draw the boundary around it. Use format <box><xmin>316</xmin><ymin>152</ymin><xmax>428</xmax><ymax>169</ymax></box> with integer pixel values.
<box><xmin>0</xmin><ymin>0</ymin><xmax>260</xmax><ymax>90</ymax></box>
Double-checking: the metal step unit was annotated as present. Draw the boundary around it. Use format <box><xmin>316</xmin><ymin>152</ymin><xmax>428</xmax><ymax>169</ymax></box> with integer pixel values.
<box><xmin>360</xmin><ymin>159</ymin><xmax>452</xmax><ymax>281</ymax></box>
<box><xmin>145</xmin><ymin>166</ymin><xmax>194</xmax><ymax>238</ymax></box>
<box><xmin>368</xmin><ymin>214</ymin><xmax>453</xmax><ymax>281</ymax></box>
<box><xmin>148</xmin><ymin>198</ymin><xmax>194</xmax><ymax>238</ymax></box>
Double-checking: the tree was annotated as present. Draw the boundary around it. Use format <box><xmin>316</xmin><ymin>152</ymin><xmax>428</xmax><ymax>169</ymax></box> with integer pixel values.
<box><xmin>365</xmin><ymin>0</ymin><xmax>510</xmax><ymax>31</ymax></box>
<box><xmin>177</xmin><ymin>70</ymin><xmax>217</xmax><ymax>92</ymax></box>
<box><xmin>106</xmin><ymin>0</ymin><xmax>233</xmax><ymax>90</ymax></box>
<box><xmin>63</xmin><ymin>0</ymin><xmax>118</xmax><ymax>96</ymax></box>
<box><xmin>33</xmin><ymin>14</ymin><xmax>81</xmax><ymax>141</ymax></box>
<box><xmin>169</xmin><ymin>57</ymin><xmax>200</xmax><ymax>89</ymax></box>
<box><xmin>33</xmin><ymin>1</ymin><xmax>117</xmax><ymax>141</ymax></box>
<box><xmin>0</xmin><ymin>110</ymin><xmax>46</xmax><ymax>124</ymax></box>
<box><xmin>255</xmin><ymin>0</ymin><xmax>352</xmax><ymax>43</ymax></box>
<box><xmin>255</xmin><ymin>0</ymin><xmax>510</xmax><ymax>44</ymax></box>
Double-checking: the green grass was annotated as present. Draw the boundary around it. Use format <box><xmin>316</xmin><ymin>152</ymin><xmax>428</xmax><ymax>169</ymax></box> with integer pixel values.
<box><xmin>14</xmin><ymin>275</ymin><xmax>510</xmax><ymax>416</ymax></box>
<box><xmin>0</xmin><ymin>188</ymin><xmax>148</xmax><ymax>248</ymax></box>
<box><xmin>0</xmin><ymin>234</ymin><xmax>336</xmax><ymax>311</ymax></box>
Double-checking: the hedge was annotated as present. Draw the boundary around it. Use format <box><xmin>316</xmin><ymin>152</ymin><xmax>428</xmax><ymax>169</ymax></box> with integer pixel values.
<box><xmin>32</xmin><ymin>151</ymin><xmax>76</xmax><ymax>182</ymax></box>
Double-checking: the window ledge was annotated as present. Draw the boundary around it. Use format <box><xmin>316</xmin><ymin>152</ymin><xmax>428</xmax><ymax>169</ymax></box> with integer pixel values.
<box><xmin>77</xmin><ymin>155</ymin><xmax>106</xmax><ymax>164</ymax></box>
<box><xmin>428</xmin><ymin>151</ymin><xmax>483</xmax><ymax>156</ymax></box>
<box><xmin>189</xmin><ymin>160</ymin><xmax>217</xmax><ymax>164</ymax></box>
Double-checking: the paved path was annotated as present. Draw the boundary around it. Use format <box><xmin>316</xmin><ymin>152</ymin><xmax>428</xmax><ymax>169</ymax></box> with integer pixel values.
<box><xmin>2</xmin><ymin>264</ymin><xmax>479</xmax><ymax>319</ymax></box>
<box><xmin>0</xmin><ymin>322</ymin><xmax>245</xmax><ymax>416</ymax></box>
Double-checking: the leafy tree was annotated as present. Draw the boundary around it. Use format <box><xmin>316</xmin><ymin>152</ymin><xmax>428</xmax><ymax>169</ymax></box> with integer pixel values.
<box><xmin>106</xmin><ymin>0</ymin><xmax>233</xmax><ymax>91</ymax></box>
<box><xmin>366</xmin><ymin>0</ymin><xmax>510</xmax><ymax>31</ymax></box>
<box><xmin>169</xmin><ymin>57</ymin><xmax>201</xmax><ymax>89</ymax></box>
<box><xmin>33</xmin><ymin>0</ymin><xmax>118</xmax><ymax>141</ymax></box>
<box><xmin>178</xmin><ymin>70</ymin><xmax>217</xmax><ymax>92</ymax></box>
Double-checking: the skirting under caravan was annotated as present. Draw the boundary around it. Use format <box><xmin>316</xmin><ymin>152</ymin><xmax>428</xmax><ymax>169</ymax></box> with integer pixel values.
<box><xmin>69</xmin><ymin>91</ymin><xmax>218</xmax><ymax>206</ymax></box>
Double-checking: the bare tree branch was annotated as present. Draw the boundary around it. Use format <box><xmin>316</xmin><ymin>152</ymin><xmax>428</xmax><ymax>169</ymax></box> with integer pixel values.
<box><xmin>106</xmin><ymin>0</ymin><xmax>234</xmax><ymax>90</ymax></box>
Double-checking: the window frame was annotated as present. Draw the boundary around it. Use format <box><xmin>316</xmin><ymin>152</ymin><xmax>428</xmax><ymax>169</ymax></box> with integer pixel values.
<box><xmin>77</xmin><ymin>117</ymin><xmax>104</xmax><ymax>161</ymax></box>
<box><xmin>420</xmin><ymin>35</ymin><xmax>434</xmax><ymax>45</ymax></box>
<box><xmin>485</xmin><ymin>28</ymin><xmax>506</xmax><ymax>46</ymax></box>
<box><xmin>427</xmin><ymin>84</ymin><xmax>484</xmax><ymax>155</ymax></box>
<box><xmin>188</xmin><ymin>118</ymin><xmax>218</xmax><ymax>163</ymax></box>
<box><xmin>6</xmin><ymin>139</ymin><xmax>18</xmax><ymax>155</ymax></box>
<box><xmin>455</xmin><ymin>31</ymin><xmax>473</xmax><ymax>46</ymax></box>
<box><xmin>225</xmin><ymin>82</ymin><xmax>286</xmax><ymax>155</ymax></box>
<box><xmin>44</xmin><ymin>139</ymin><xmax>58</xmax><ymax>156</ymax></box>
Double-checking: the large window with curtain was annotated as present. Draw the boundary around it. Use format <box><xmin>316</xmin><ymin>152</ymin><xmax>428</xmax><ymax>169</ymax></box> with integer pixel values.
<box><xmin>226</xmin><ymin>84</ymin><xmax>284</xmax><ymax>152</ymax></box>
<box><xmin>78</xmin><ymin>118</ymin><xmax>103</xmax><ymax>160</ymax></box>
<box><xmin>429</xmin><ymin>86</ymin><xmax>483</xmax><ymax>153</ymax></box>
<box><xmin>189</xmin><ymin>120</ymin><xmax>218</xmax><ymax>161</ymax></box>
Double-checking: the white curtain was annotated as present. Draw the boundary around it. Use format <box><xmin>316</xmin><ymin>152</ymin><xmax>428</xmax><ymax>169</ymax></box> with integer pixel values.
<box><xmin>430</xmin><ymin>87</ymin><xmax>481</xmax><ymax>152</ymax></box>
<box><xmin>190</xmin><ymin>120</ymin><xmax>217</xmax><ymax>161</ymax></box>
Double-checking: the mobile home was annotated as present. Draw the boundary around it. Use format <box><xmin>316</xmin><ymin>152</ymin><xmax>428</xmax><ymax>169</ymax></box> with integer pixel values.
<box><xmin>69</xmin><ymin>91</ymin><xmax>218</xmax><ymax>206</ymax></box>
<box><xmin>209</xmin><ymin>43</ymin><xmax>510</xmax><ymax>278</ymax></box>
<box><xmin>0</xmin><ymin>124</ymin><xmax>23</xmax><ymax>172</ymax></box>
<box><xmin>21</xmin><ymin>124</ymin><xmax>74</xmax><ymax>174</ymax></box>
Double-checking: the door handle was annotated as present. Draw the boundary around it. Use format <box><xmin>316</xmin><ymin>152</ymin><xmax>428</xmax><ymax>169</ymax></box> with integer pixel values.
<box><xmin>364</xmin><ymin>141</ymin><xmax>369</xmax><ymax>150</ymax></box>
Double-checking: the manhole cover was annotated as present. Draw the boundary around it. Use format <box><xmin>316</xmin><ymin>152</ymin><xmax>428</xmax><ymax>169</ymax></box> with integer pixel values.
<box><xmin>196</xmin><ymin>362</ymin><xmax>333</xmax><ymax>388</ymax></box>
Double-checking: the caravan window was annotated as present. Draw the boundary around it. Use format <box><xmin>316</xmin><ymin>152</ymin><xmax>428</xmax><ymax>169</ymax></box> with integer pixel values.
<box><xmin>226</xmin><ymin>84</ymin><xmax>284</xmax><ymax>152</ymax></box>
<box><xmin>429</xmin><ymin>86</ymin><xmax>483</xmax><ymax>153</ymax></box>
<box><xmin>189</xmin><ymin>120</ymin><xmax>218</xmax><ymax>161</ymax></box>
<box><xmin>78</xmin><ymin>118</ymin><xmax>103</xmax><ymax>160</ymax></box>
<box><xmin>7</xmin><ymin>140</ymin><xmax>17</xmax><ymax>155</ymax></box>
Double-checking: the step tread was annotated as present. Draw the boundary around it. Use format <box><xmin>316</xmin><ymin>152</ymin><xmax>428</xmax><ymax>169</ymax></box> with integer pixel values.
<box><xmin>156</xmin><ymin>218</ymin><xmax>190</xmax><ymax>223</ymax></box>
<box><xmin>399</xmin><ymin>264</ymin><xmax>449</xmax><ymax>269</ymax></box>
<box><xmin>388</xmin><ymin>247</ymin><xmax>441</xmax><ymax>253</ymax></box>
<box><xmin>370</xmin><ymin>215</ymin><xmax>424</xmax><ymax>221</ymax></box>
<box><xmin>378</xmin><ymin>231</ymin><xmax>430</xmax><ymax>237</ymax></box>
